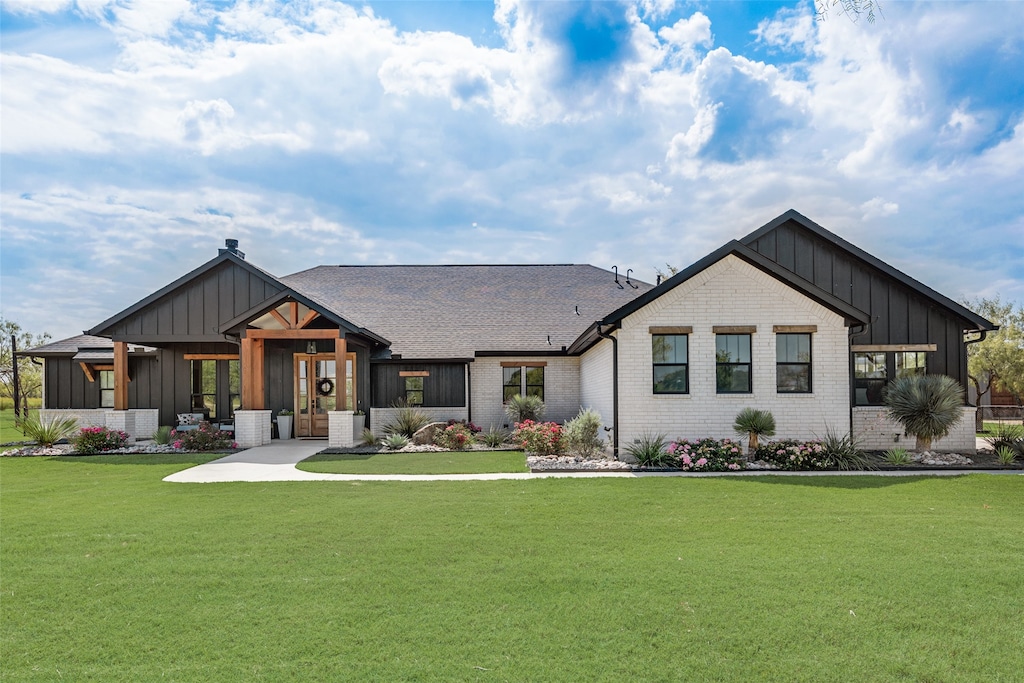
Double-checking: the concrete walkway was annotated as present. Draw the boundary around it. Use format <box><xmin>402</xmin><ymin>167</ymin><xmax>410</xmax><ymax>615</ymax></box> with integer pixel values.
<box><xmin>163</xmin><ymin>440</ymin><xmax>1021</xmax><ymax>483</ymax></box>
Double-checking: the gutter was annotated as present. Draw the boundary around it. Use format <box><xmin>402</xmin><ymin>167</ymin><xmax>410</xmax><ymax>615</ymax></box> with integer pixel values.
<box><xmin>596</xmin><ymin>323</ymin><xmax>620</xmax><ymax>458</ymax></box>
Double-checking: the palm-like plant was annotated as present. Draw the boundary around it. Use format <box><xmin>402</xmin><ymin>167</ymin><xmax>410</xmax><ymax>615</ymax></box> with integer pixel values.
<box><xmin>884</xmin><ymin>374</ymin><xmax>964</xmax><ymax>452</ymax></box>
<box><xmin>504</xmin><ymin>394</ymin><xmax>545</xmax><ymax>424</ymax></box>
<box><xmin>733</xmin><ymin>408</ymin><xmax>776</xmax><ymax>455</ymax></box>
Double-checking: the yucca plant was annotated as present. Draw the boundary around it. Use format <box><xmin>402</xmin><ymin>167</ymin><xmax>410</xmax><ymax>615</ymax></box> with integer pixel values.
<box><xmin>733</xmin><ymin>408</ymin><xmax>776</xmax><ymax>455</ymax></box>
<box><xmin>984</xmin><ymin>423</ymin><xmax>1024</xmax><ymax>457</ymax></box>
<box><xmin>820</xmin><ymin>427</ymin><xmax>872</xmax><ymax>470</ymax></box>
<box><xmin>884</xmin><ymin>374</ymin><xmax>964</xmax><ymax>452</ymax></box>
<box><xmin>15</xmin><ymin>414</ymin><xmax>79</xmax><ymax>447</ymax></box>
<box><xmin>361</xmin><ymin>428</ymin><xmax>379</xmax><ymax>446</ymax></box>
<box><xmin>883</xmin><ymin>446</ymin><xmax>911</xmax><ymax>466</ymax></box>
<box><xmin>152</xmin><ymin>425</ymin><xmax>173</xmax><ymax>445</ymax></box>
<box><xmin>504</xmin><ymin>394</ymin><xmax>545</xmax><ymax>424</ymax></box>
<box><xmin>624</xmin><ymin>432</ymin><xmax>673</xmax><ymax>467</ymax></box>
<box><xmin>383</xmin><ymin>399</ymin><xmax>430</xmax><ymax>438</ymax></box>
<box><xmin>480</xmin><ymin>426</ymin><xmax>507</xmax><ymax>448</ymax></box>
<box><xmin>996</xmin><ymin>445</ymin><xmax>1018</xmax><ymax>466</ymax></box>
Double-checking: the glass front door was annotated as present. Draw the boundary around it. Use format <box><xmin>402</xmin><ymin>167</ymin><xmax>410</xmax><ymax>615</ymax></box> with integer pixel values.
<box><xmin>294</xmin><ymin>353</ymin><xmax>355</xmax><ymax>437</ymax></box>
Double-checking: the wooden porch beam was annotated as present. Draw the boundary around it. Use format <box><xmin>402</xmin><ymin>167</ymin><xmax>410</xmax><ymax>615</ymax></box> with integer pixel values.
<box><xmin>297</xmin><ymin>310</ymin><xmax>320</xmax><ymax>329</ymax></box>
<box><xmin>183</xmin><ymin>354</ymin><xmax>240</xmax><ymax>361</ymax></box>
<box><xmin>113</xmin><ymin>341</ymin><xmax>129</xmax><ymax>410</ymax></box>
<box><xmin>79</xmin><ymin>362</ymin><xmax>95</xmax><ymax>382</ymax></box>
<box><xmin>240</xmin><ymin>337</ymin><xmax>266</xmax><ymax>409</ymax></box>
<box><xmin>269</xmin><ymin>308</ymin><xmax>292</xmax><ymax>329</ymax></box>
<box><xmin>336</xmin><ymin>335</ymin><xmax>347</xmax><ymax>411</ymax></box>
<box><xmin>244</xmin><ymin>328</ymin><xmax>341</xmax><ymax>340</ymax></box>
<box><xmin>289</xmin><ymin>302</ymin><xmax>299</xmax><ymax>327</ymax></box>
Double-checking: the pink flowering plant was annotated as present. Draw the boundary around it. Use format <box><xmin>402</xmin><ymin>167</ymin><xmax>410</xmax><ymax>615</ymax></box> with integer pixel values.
<box><xmin>668</xmin><ymin>438</ymin><xmax>745</xmax><ymax>472</ymax></box>
<box><xmin>754</xmin><ymin>439</ymin><xmax>828</xmax><ymax>470</ymax></box>
<box><xmin>72</xmin><ymin>426</ymin><xmax>129</xmax><ymax>454</ymax></box>
<box><xmin>434</xmin><ymin>423</ymin><xmax>476</xmax><ymax>450</ymax></box>
<box><xmin>446</xmin><ymin>419</ymin><xmax>482</xmax><ymax>434</ymax></box>
<box><xmin>512</xmin><ymin>420</ymin><xmax>563</xmax><ymax>455</ymax></box>
<box><xmin>171</xmin><ymin>422</ymin><xmax>237</xmax><ymax>452</ymax></box>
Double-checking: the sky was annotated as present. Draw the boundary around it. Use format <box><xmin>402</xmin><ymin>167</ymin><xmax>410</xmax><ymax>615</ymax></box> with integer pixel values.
<box><xmin>1</xmin><ymin>0</ymin><xmax>1022</xmax><ymax>342</ymax></box>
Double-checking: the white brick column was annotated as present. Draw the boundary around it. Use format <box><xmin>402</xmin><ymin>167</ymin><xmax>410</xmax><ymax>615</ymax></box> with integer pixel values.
<box><xmin>234</xmin><ymin>410</ymin><xmax>272</xmax><ymax>449</ymax></box>
<box><xmin>104</xmin><ymin>411</ymin><xmax>137</xmax><ymax>444</ymax></box>
<box><xmin>329</xmin><ymin>410</ymin><xmax>355</xmax><ymax>448</ymax></box>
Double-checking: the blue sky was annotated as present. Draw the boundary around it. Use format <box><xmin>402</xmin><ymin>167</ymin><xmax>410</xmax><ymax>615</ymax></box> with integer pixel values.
<box><xmin>1</xmin><ymin>0</ymin><xmax>1022</xmax><ymax>341</ymax></box>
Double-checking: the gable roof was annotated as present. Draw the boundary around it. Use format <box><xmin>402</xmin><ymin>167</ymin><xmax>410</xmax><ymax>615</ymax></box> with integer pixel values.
<box><xmin>567</xmin><ymin>241</ymin><xmax>871</xmax><ymax>353</ymax></box>
<box><xmin>281</xmin><ymin>264</ymin><xmax>654</xmax><ymax>359</ymax></box>
<box><xmin>741</xmin><ymin>209</ymin><xmax>997</xmax><ymax>332</ymax></box>
<box><xmin>18</xmin><ymin>334</ymin><xmax>156</xmax><ymax>357</ymax></box>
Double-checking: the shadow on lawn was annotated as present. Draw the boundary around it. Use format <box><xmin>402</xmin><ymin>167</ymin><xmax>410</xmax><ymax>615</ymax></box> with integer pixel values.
<box><xmin>736</xmin><ymin>473</ymin><xmax>969</xmax><ymax>490</ymax></box>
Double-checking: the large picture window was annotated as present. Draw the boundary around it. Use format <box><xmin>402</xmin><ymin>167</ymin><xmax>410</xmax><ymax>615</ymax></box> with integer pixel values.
<box><xmin>653</xmin><ymin>334</ymin><xmax>688</xmax><ymax>394</ymax></box>
<box><xmin>189</xmin><ymin>358</ymin><xmax>241</xmax><ymax>419</ymax></box>
<box><xmin>854</xmin><ymin>351</ymin><xmax>929</xmax><ymax>405</ymax></box>
<box><xmin>502</xmin><ymin>364</ymin><xmax>544</xmax><ymax>402</ymax></box>
<box><xmin>776</xmin><ymin>333</ymin><xmax>812</xmax><ymax>393</ymax></box>
<box><xmin>716</xmin><ymin>334</ymin><xmax>752</xmax><ymax>393</ymax></box>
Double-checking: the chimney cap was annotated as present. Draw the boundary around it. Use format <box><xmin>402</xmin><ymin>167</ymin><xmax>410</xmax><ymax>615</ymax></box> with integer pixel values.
<box><xmin>219</xmin><ymin>238</ymin><xmax>245</xmax><ymax>260</ymax></box>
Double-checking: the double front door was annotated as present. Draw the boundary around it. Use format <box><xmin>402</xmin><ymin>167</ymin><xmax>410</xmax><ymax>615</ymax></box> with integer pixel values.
<box><xmin>293</xmin><ymin>353</ymin><xmax>355</xmax><ymax>437</ymax></box>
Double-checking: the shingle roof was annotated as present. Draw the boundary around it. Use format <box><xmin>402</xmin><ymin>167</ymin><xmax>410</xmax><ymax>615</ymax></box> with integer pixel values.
<box><xmin>281</xmin><ymin>265</ymin><xmax>653</xmax><ymax>359</ymax></box>
<box><xmin>19</xmin><ymin>335</ymin><xmax>156</xmax><ymax>357</ymax></box>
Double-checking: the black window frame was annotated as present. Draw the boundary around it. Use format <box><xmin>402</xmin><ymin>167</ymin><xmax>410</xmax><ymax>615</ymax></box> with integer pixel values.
<box><xmin>854</xmin><ymin>351</ymin><xmax>929</xmax><ymax>406</ymax></box>
<box><xmin>502</xmin><ymin>365</ymin><xmax>544</xmax><ymax>402</ymax></box>
<box><xmin>405</xmin><ymin>376</ymin><xmax>424</xmax><ymax>406</ymax></box>
<box><xmin>776</xmin><ymin>333</ymin><xmax>812</xmax><ymax>394</ymax></box>
<box><xmin>190</xmin><ymin>359</ymin><xmax>217</xmax><ymax>418</ymax></box>
<box><xmin>99</xmin><ymin>369</ymin><xmax>115</xmax><ymax>408</ymax></box>
<box><xmin>652</xmin><ymin>334</ymin><xmax>689</xmax><ymax>394</ymax></box>
<box><xmin>716</xmin><ymin>334</ymin><xmax>752</xmax><ymax>394</ymax></box>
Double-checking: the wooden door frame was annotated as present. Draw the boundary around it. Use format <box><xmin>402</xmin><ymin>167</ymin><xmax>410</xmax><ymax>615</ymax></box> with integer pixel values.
<box><xmin>293</xmin><ymin>352</ymin><xmax>356</xmax><ymax>437</ymax></box>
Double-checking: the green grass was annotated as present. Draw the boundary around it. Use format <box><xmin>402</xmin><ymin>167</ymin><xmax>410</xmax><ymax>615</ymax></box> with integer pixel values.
<box><xmin>298</xmin><ymin>450</ymin><xmax>528</xmax><ymax>474</ymax></box>
<box><xmin>2</xmin><ymin>457</ymin><xmax>1023</xmax><ymax>682</ymax></box>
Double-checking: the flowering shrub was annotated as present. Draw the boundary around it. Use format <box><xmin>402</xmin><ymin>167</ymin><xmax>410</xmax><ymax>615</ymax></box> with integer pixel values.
<box><xmin>434</xmin><ymin>423</ymin><xmax>476</xmax><ymax>450</ymax></box>
<box><xmin>72</xmin><ymin>426</ymin><xmax>129</xmax><ymax>454</ymax></box>
<box><xmin>172</xmin><ymin>422</ymin><xmax>237</xmax><ymax>452</ymax></box>
<box><xmin>754</xmin><ymin>439</ymin><xmax>828</xmax><ymax>470</ymax></box>
<box><xmin>446</xmin><ymin>419</ymin><xmax>482</xmax><ymax>434</ymax></box>
<box><xmin>512</xmin><ymin>420</ymin><xmax>562</xmax><ymax>455</ymax></box>
<box><xmin>668</xmin><ymin>438</ymin><xmax>745</xmax><ymax>472</ymax></box>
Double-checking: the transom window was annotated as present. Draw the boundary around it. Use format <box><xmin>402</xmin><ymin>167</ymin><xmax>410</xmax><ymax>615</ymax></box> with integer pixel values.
<box><xmin>776</xmin><ymin>333</ymin><xmax>812</xmax><ymax>393</ymax></box>
<box><xmin>502</xmin><ymin>365</ymin><xmax>544</xmax><ymax>402</ymax></box>
<box><xmin>716</xmin><ymin>334</ymin><xmax>752</xmax><ymax>393</ymax></box>
<box><xmin>653</xmin><ymin>334</ymin><xmax>688</xmax><ymax>394</ymax></box>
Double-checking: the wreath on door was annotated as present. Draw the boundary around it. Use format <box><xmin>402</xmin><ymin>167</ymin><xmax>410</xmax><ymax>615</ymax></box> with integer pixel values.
<box><xmin>316</xmin><ymin>378</ymin><xmax>334</xmax><ymax>396</ymax></box>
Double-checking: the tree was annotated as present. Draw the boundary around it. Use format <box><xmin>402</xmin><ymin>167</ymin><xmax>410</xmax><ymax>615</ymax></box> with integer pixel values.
<box><xmin>0</xmin><ymin>317</ymin><xmax>51</xmax><ymax>416</ymax></box>
<box><xmin>964</xmin><ymin>298</ymin><xmax>1024</xmax><ymax>428</ymax></box>
<box><xmin>884</xmin><ymin>375</ymin><xmax>964</xmax><ymax>452</ymax></box>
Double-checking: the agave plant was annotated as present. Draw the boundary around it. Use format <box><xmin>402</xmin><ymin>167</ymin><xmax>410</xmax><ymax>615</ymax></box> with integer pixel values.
<box><xmin>15</xmin><ymin>414</ymin><xmax>79</xmax><ymax>447</ymax></box>
<box><xmin>384</xmin><ymin>433</ymin><xmax>410</xmax><ymax>451</ymax></box>
<box><xmin>504</xmin><ymin>394</ymin><xmax>545</xmax><ymax>424</ymax></box>
<box><xmin>884</xmin><ymin>374</ymin><xmax>964</xmax><ymax>452</ymax></box>
<box><xmin>732</xmin><ymin>408</ymin><xmax>776</xmax><ymax>455</ymax></box>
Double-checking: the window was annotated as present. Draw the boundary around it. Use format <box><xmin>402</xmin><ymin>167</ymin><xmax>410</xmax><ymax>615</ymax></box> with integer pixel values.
<box><xmin>502</xmin><ymin>364</ymin><xmax>544</xmax><ymax>402</ymax></box>
<box><xmin>653</xmin><ymin>334</ymin><xmax>688</xmax><ymax>394</ymax></box>
<box><xmin>716</xmin><ymin>334</ymin><xmax>752</xmax><ymax>393</ymax></box>
<box><xmin>854</xmin><ymin>351</ymin><xmax>929</xmax><ymax>405</ymax></box>
<box><xmin>896</xmin><ymin>352</ymin><xmax>926</xmax><ymax>378</ymax></box>
<box><xmin>228</xmin><ymin>360</ymin><xmax>240</xmax><ymax>417</ymax></box>
<box><xmin>405</xmin><ymin>376</ymin><xmax>424</xmax><ymax>405</ymax></box>
<box><xmin>99</xmin><ymin>370</ymin><xmax>115</xmax><ymax>408</ymax></box>
<box><xmin>190</xmin><ymin>360</ymin><xmax>217</xmax><ymax>418</ymax></box>
<box><xmin>776</xmin><ymin>333</ymin><xmax>812</xmax><ymax>393</ymax></box>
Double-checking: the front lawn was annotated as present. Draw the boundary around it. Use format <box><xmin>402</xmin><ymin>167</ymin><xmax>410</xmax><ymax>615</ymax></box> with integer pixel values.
<box><xmin>298</xmin><ymin>449</ymin><xmax>528</xmax><ymax>474</ymax></box>
<box><xmin>2</xmin><ymin>457</ymin><xmax>1022</xmax><ymax>681</ymax></box>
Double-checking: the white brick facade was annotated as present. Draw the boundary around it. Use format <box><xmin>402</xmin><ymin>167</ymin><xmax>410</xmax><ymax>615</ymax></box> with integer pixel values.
<box><xmin>612</xmin><ymin>255</ymin><xmax>851</xmax><ymax>447</ymax></box>
<box><xmin>40</xmin><ymin>408</ymin><xmax>159</xmax><ymax>442</ymax></box>
<box><xmin>579</xmin><ymin>338</ymin><xmax>614</xmax><ymax>431</ymax></box>
<box><xmin>853</xmin><ymin>407</ymin><xmax>977</xmax><ymax>452</ymax></box>
<box><xmin>470</xmin><ymin>356</ymin><xmax>581</xmax><ymax>430</ymax></box>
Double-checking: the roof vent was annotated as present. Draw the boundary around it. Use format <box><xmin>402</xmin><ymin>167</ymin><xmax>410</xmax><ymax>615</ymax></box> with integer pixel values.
<box><xmin>219</xmin><ymin>238</ymin><xmax>245</xmax><ymax>260</ymax></box>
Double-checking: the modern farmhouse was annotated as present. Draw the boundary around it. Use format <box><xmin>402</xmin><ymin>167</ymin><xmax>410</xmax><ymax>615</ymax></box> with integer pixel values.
<box><xmin>25</xmin><ymin>210</ymin><xmax>996</xmax><ymax>452</ymax></box>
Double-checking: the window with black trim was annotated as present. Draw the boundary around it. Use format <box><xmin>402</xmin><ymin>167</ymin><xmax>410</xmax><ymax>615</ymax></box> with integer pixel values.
<box><xmin>191</xmin><ymin>360</ymin><xmax>217</xmax><ymax>418</ymax></box>
<box><xmin>776</xmin><ymin>333</ymin><xmax>812</xmax><ymax>393</ymax></box>
<box><xmin>228</xmin><ymin>360</ymin><xmax>240</xmax><ymax>417</ymax></box>
<box><xmin>653</xmin><ymin>334</ymin><xmax>688</xmax><ymax>394</ymax></box>
<box><xmin>405</xmin><ymin>376</ymin><xmax>424</xmax><ymax>405</ymax></box>
<box><xmin>503</xmin><ymin>365</ymin><xmax>544</xmax><ymax>401</ymax></box>
<box><xmin>716</xmin><ymin>334</ymin><xmax>752</xmax><ymax>393</ymax></box>
<box><xmin>896</xmin><ymin>352</ymin><xmax>926</xmax><ymax>378</ymax></box>
<box><xmin>99</xmin><ymin>370</ymin><xmax>115</xmax><ymax>408</ymax></box>
<box><xmin>854</xmin><ymin>351</ymin><xmax>929</xmax><ymax>405</ymax></box>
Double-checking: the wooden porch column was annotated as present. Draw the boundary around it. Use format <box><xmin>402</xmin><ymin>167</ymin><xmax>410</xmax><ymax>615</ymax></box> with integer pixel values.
<box><xmin>241</xmin><ymin>336</ymin><xmax>266</xmax><ymax>409</ymax></box>
<box><xmin>113</xmin><ymin>341</ymin><xmax>129</xmax><ymax>410</ymax></box>
<box><xmin>336</xmin><ymin>334</ymin><xmax>348</xmax><ymax>411</ymax></box>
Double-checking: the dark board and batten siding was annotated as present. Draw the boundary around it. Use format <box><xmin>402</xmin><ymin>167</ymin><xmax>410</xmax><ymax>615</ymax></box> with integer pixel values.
<box><xmin>746</xmin><ymin>220</ymin><xmax>970</xmax><ymax>386</ymax></box>
<box><xmin>371</xmin><ymin>363</ymin><xmax>466</xmax><ymax>408</ymax></box>
<box><xmin>103</xmin><ymin>261</ymin><xmax>284</xmax><ymax>340</ymax></box>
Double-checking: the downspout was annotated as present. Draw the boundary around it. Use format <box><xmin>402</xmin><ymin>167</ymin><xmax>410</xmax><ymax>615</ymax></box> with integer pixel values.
<box><xmin>963</xmin><ymin>329</ymin><xmax>989</xmax><ymax>423</ymax></box>
<box><xmin>596</xmin><ymin>323</ymin><xmax>620</xmax><ymax>458</ymax></box>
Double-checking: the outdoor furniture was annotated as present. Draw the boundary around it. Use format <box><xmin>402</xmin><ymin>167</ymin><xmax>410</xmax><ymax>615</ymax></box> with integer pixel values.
<box><xmin>175</xmin><ymin>412</ymin><xmax>205</xmax><ymax>432</ymax></box>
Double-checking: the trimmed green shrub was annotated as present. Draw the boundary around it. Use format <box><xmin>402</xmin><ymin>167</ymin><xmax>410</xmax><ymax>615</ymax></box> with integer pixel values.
<box><xmin>562</xmin><ymin>408</ymin><xmax>604</xmax><ymax>457</ymax></box>
<box><xmin>505</xmin><ymin>394</ymin><xmax>545</xmax><ymax>424</ymax></box>
<box><xmin>884</xmin><ymin>374</ymin><xmax>964</xmax><ymax>451</ymax></box>
<box><xmin>72</xmin><ymin>426</ymin><xmax>129</xmax><ymax>454</ymax></box>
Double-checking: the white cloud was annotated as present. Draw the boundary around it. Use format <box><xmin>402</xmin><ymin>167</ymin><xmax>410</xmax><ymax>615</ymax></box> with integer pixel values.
<box><xmin>860</xmin><ymin>197</ymin><xmax>899</xmax><ymax>220</ymax></box>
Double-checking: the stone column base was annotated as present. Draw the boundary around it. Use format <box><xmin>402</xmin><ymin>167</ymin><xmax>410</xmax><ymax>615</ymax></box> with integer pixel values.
<box><xmin>235</xmin><ymin>410</ymin><xmax>272</xmax><ymax>449</ymax></box>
